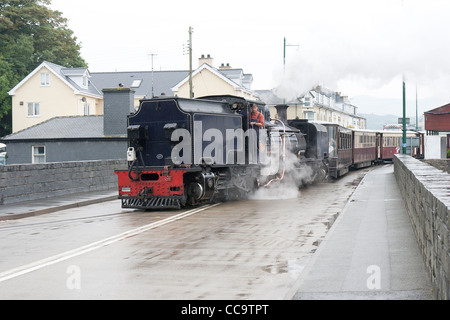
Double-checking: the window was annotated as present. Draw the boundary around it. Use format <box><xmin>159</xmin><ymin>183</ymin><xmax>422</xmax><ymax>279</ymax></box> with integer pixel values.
<box><xmin>328</xmin><ymin>126</ymin><xmax>337</xmax><ymax>157</ymax></box>
<box><xmin>32</xmin><ymin>146</ymin><xmax>46</xmax><ymax>163</ymax></box>
<box><xmin>84</xmin><ymin>102</ymin><xmax>90</xmax><ymax>115</ymax></box>
<box><xmin>83</xmin><ymin>75</ymin><xmax>88</xmax><ymax>87</ymax></box>
<box><xmin>304</xmin><ymin>97</ymin><xmax>311</xmax><ymax>107</ymax></box>
<box><xmin>303</xmin><ymin>111</ymin><xmax>314</xmax><ymax>120</ymax></box>
<box><xmin>131</xmin><ymin>79</ymin><xmax>143</xmax><ymax>88</ymax></box>
<box><xmin>27</xmin><ymin>102</ymin><xmax>40</xmax><ymax>117</ymax></box>
<box><xmin>40</xmin><ymin>73</ymin><xmax>50</xmax><ymax>86</ymax></box>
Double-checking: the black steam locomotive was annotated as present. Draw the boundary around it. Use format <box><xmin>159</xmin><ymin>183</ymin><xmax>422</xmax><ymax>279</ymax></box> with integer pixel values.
<box><xmin>115</xmin><ymin>95</ymin><xmax>328</xmax><ymax>210</ymax></box>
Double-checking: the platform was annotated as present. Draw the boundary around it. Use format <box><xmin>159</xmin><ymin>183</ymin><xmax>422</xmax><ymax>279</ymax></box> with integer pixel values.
<box><xmin>0</xmin><ymin>189</ymin><xmax>117</xmax><ymax>220</ymax></box>
<box><xmin>288</xmin><ymin>165</ymin><xmax>434</xmax><ymax>300</ymax></box>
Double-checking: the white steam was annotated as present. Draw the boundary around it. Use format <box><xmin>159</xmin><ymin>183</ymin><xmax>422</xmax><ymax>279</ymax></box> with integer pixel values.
<box><xmin>249</xmin><ymin>150</ymin><xmax>314</xmax><ymax>201</ymax></box>
<box><xmin>273</xmin><ymin>0</ymin><xmax>450</xmax><ymax>105</ymax></box>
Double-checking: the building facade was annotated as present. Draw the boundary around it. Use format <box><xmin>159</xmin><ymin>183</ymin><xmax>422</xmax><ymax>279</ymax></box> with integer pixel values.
<box><xmin>7</xmin><ymin>57</ymin><xmax>257</xmax><ymax>135</ymax></box>
<box><xmin>171</xmin><ymin>55</ymin><xmax>258</xmax><ymax>100</ymax></box>
<box><xmin>258</xmin><ymin>85</ymin><xmax>366</xmax><ymax>129</ymax></box>
<box><xmin>8</xmin><ymin>61</ymin><xmax>103</xmax><ymax>133</ymax></box>
<box><xmin>1</xmin><ymin>89</ymin><xmax>133</xmax><ymax>164</ymax></box>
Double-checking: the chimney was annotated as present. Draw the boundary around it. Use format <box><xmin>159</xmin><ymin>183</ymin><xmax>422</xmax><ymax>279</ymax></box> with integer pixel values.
<box><xmin>102</xmin><ymin>87</ymin><xmax>135</xmax><ymax>137</ymax></box>
<box><xmin>274</xmin><ymin>104</ymin><xmax>289</xmax><ymax>124</ymax></box>
<box><xmin>198</xmin><ymin>54</ymin><xmax>214</xmax><ymax>67</ymax></box>
<box><xmin>219</xmin><ymin>63</ymin><xmax>232</xmax><ymax>69</ymax></box>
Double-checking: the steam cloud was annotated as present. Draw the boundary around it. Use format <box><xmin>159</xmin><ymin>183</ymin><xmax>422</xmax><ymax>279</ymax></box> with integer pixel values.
<box><xmin>249</xmin><ymin>151</ymin><xmax>315</xmax><ymax>201</ymax></box>
<box><xmin>273</xmin><ymin>0</ymin><xmax>450</xmax><ymax>106</ymax></box>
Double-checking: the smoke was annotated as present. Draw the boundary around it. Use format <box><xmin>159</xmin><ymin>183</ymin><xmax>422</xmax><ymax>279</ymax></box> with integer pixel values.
<box><xmin>249</xmin><ymin>149</ymin><xmax>315</xmax><ymax>201</ymax></box>
<box><xmin>273</xmin><ymin>0</ymin><xmax>450</xmax><ymax>104</ymax></box>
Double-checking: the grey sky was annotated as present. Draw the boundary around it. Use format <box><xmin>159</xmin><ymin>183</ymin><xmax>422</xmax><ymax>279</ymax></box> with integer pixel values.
<box><xmin>50</xmin><ymin>0</ymin><xmax>450</xmax><ymax>115</ymax></box>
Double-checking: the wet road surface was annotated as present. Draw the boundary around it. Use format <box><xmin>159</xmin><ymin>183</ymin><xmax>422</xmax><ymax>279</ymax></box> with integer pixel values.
<box><xmin>0</xmin><ymin>167</ymin><xmax>370</xmax><ymax>299</ymax></box>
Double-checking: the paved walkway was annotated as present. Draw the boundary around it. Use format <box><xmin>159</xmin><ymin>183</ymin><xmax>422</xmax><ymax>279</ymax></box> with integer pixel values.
<box><xmin>287</xmin><ymin>165</ymin><xmax>434</xmax><ymax>300</ymax></box>
<box><xmin>0</xmin><ymin>189</ymin><xmax>117</xmax><ymax>220</ymax></box>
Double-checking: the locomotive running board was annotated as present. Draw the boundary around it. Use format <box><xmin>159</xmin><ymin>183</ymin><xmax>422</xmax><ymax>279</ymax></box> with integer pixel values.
<box><xmin>120</xmin><ymin>197</ymin><xmax>182</xmax><ymax>210</ymax></box>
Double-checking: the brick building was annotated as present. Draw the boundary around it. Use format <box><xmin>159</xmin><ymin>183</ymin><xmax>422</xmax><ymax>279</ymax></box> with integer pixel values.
<box><xmin>424</xmin><ymin>103</ymin><xmax>450</xmax><ymax>158</ymax></box>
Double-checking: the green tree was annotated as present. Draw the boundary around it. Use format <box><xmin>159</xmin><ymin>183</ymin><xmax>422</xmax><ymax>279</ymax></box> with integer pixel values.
<box><xmin>0</xmin><ymin>0</ymin><xmax>87</xmax><ymax>137</ymax></box>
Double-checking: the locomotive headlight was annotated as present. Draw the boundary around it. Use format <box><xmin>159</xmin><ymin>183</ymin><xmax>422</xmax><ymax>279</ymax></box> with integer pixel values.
<box><xmin>127</xmin><ymin>147</ymin><xmax>136</xmax><ymax>161</ymax></box>
<box><xmin>121</xmin><ymin>187</ymin><xmax>131</xmax><ymax>193</ymax></box>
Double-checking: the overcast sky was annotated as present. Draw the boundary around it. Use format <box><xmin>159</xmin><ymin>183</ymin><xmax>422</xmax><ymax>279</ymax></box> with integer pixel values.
<box><xmin>50</xmin><ymin>0</ymin><xmax>450</xmax><ymax>116</ymax></box>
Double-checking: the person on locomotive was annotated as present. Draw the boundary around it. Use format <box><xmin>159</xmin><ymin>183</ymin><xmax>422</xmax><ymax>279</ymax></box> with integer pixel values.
<box><xmin>250</xmin><ymin>104</ymin><xmax>264</xmax><ymax>129</ymax></box>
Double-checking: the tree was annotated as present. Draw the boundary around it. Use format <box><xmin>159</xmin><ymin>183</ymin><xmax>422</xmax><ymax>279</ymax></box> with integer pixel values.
<box><xmin>0</xmin><ymin>0</ymin><xmax>87</xmax><ymax>137</ymax></box>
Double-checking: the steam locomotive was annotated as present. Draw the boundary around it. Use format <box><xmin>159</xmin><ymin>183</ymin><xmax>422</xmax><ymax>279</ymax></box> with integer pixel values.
<box><xmin>115</xmin><ymin>95</ymin><xmax>327</xmax><ymax>210</ymax></box>
<box><xmin>115</xmin><ymin>94</ymin><xmax>424</xmax><ymax>210</ymax></box>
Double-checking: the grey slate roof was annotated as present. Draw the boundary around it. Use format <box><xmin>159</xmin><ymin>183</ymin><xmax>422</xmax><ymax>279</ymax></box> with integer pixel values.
<box><xmin>90</xmin><ymin>70</ymin><xmax>190</xmax><ymax>98</ymax></box>
<box><xmin>255</xmin><ymin>90</ymin><xmax>284</xmax><ymax>105</ymax></box>
<box><xmin>44</xmin><ymin>61</ymin><xmax>103</xmax><ymax>97</ymax></box>
<box><xmin>2</xmin><ymin>116</ymin><xmax>105</xmax><ymax>140</ymax></box>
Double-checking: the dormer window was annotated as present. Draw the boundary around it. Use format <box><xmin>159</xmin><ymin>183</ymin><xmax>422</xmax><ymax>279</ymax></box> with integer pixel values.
<box><xmin>40</xmin><ymin>73</ymin><xmax>50</xmax><ymax>86</ymax></box>
<box><xmin>83</xmin><ymin>75</ymin><xmax>88</xmax><ymax>87</ymax></box>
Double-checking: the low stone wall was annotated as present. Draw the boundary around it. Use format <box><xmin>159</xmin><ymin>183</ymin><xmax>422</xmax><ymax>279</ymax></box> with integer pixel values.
<box><xmin>422</xmin><ymin>159</ymin><xmax>450</xmax><ymax>174</ymax></box>
<box><xmin>0</xmin><ymin>160</ymin><xmax>127</xmax><ymax>205</ymax></box>
<box><xmin>394</xmin><ymin>154</ymin><xmax>450</xmax><ymax>300</ymax></box>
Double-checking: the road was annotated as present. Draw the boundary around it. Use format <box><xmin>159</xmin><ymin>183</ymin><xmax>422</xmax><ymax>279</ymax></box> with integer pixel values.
<box><xmin>0</xmin><ymin>167</ymin><xmax>370</xmax><ymax>299</ymax></box>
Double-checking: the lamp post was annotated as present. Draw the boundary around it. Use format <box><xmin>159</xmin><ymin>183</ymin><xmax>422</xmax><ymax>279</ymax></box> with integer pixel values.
<box><xmin>402</xmin><ymin>78</ymin><xmax>406</xmax><ymax>154</ymax></box>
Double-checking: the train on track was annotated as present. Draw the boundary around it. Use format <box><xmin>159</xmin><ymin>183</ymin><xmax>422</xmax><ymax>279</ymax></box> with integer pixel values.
<box><xmin>115</xmin><ymin>95</ymin><xmax>424</xmax><ymax>210</ymax></box>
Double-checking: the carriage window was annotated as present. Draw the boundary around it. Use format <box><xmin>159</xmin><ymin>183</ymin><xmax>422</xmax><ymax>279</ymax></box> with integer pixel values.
<box><xmin>328</xmin><ymin>127</ymin><xmax>337</xmax><ymax>157</ymax></box>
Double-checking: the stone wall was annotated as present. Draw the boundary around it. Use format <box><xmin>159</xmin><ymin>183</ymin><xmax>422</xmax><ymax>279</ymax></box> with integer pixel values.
<box><xmin>0</xmin><ymin>159</ymin><xmax>127</xmax><ymax>205</ymax></box>
<box><xmin>422</xmin><ymin>159</ymin><xmax>450</xmax><ymax>174</ymax></box>
<box><xmin>394</xmin><ymin>154</ymin><xmax>450</xmax><ymax>300</ymax></box>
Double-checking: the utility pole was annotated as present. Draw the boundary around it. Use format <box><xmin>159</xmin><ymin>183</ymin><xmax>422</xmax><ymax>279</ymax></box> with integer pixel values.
<box><xmin>188</xmin><ymin>26</ymin><xmax>193</xmax><ymax>98</ymax></box>
<box><xmin>402</xmin><ymin>77</ymin><xmax>407</xmax><ymax>154</ymax></box>
<box><xmin>148</xmin><ymin>53</ymin><xmax>157</xmax><ymax>98</ymax></box>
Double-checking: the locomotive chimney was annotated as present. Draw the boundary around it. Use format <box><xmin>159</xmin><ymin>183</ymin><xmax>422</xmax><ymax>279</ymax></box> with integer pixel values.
<box><xmin>102</xmin><ymin>87</ymin><xmax>135</xmax><ymax>137</ymax></box>
<box><xmin>274</xmin><ymin>104</ymin><xmax>289</xmax><ymax>124</ymax></box>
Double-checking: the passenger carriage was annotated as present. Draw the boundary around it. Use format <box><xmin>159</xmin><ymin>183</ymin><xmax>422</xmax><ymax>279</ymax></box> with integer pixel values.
<box><xmin>352</xmin><ymin>129</ymin><xmax>377</xmax><ymax>168</ymax></box>
<box><xmin>321</xmin><ymin>123</ymin><xmax>353</xmax><ymax>178</ymax></box>
<box><xmin>378</xmin><ymin>130</ymin><xmax>423</xmax><ymax>160</ymax></box>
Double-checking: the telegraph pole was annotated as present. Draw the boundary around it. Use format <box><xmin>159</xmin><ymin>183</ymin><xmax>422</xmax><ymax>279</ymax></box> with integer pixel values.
<box><xmin>148</xmin><ymin>53</ymin><xmax>157</xmax><ymax>98</ymax></box>
<box><xmin>188</xmin><ymin>26</ymin><xmax>193</xmax><ymax>98</ymax></box>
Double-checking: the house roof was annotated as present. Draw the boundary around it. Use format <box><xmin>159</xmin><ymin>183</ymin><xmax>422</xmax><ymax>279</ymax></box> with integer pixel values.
<box><xmin>8</xmin><ymin>61</ymin><xmax>103</xmax><ymax>98</ymax></box>
<box><xmin>9</xmin><ymin>61</ymin><xmax>256</xmax><ymax>101</ymax></box>
<box><xmin>2</xmin><ymin>116</ymin><xmax>105</xmax><ymax>140</ymax></box>
<box><xmin>171</xmin><ymin>63</ymin><xmax>256</xmax><ymax>97</ymax></box>
<box><xmin>90</xmin><ymin>70</ymin><xmax>189</xmax><ymax>98</ymax></box>
<box><xmin>254</xmin><ymin>90</ymin><xmax>284</xmax><ymax>104</ymax></box>
<box><xmin>425</xmin><ymin>103</ymin><xmax>450</xmax><ymax>115</ymax></box>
